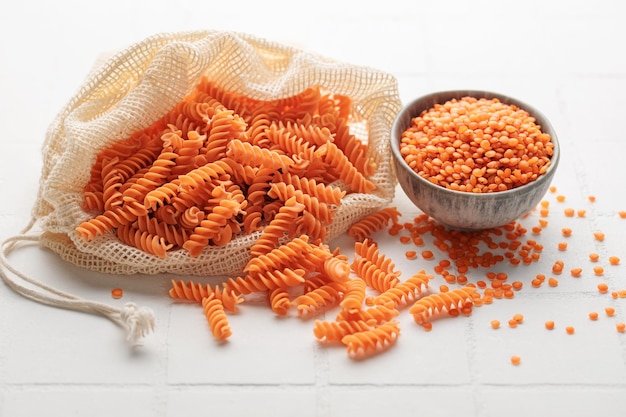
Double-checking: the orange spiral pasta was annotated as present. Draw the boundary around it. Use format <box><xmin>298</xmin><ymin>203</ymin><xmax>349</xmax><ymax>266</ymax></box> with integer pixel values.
<box><xmin>342</xmin><ymin>321</ymin><xmax>401</xmax><ymax>360</ymax></box>
<box><xmin>226</xmin><ymin>139</ymin><xmax>294</xmax><ymax>172</ymax></box>
<box><xmin>335</xmin><ymin>303</ymin><xmax>399</xmax><ymax>324</ymax></box>
<box><xmin>366</xmin><ymin>270</ymin><xmax>433</xmax><ymax>308</ymax></box>
<box><xmin>268</xmin><ymin>183</ymin><xmax>334</xmax><ymax>224</ymax></box>
<box><xmin>351</xmin><ymin>258</ymin><xmax>400</xmax><ymax>294</ymax></box>
<box><xmin>318</xmin><ymin>141</ymin><xmax>376</xmax><ymax>194</ymax></box>
<box><xmin>182</xmin><ymin>198</ymin><xmax>244</xmax><ymax>256</ymax></box>
<box><xmin>353</xmin><ymin>238</ymin><xmax>400</xmax><ymax>277</ymax></box>
<box><xmin>249</xmin><ymin>196</ymin><xmax>305</xmax><ymax>257</ymax></box>
<box><xmin>409</xmin><ymin>286</ymin><xmax>477</xmax><ymax>324</ymax></box>
<box><xmin>339</xmin><ymin>278</ymin><xmax>368</xmax><ymax>314</ymax></box>
<box><xmin>272</xmin><ymin>172</ymin><xmax>346</xmax><ymax>205</ymax></box>
<box><xmin>347</xmin><ymin>206</ymin><xmax>402</xmax><ymax>241</ymax></box>
<box><xmin>243</xmin><ymin>235</ymin><xmax>312</xmax><ymax>275</ymax></box>
<box><xmin>115</xmin><ymin>224</ymin><xmax>173</xmax><ymax>258</ymax></box>
<box><xmin>202</xmin><ymin>295</ymin><xmax>232</xmax><ymax>340</ymax></box>
<box><xmin>312</xmin><ymin>319</ymin><xmax>374</xmax><ymax>343</ymax></box>
<box><xmin>223</xmin><ymin>268</ymin><xmax>306</xmax><ymax>296</ymax></box>
<box><xmin>292</xmin><ymin>280</ymin><xmax>346</xmax><ymax>318</ymax></box>
<box><xmin>269</xmin><ymin>288</ymin><xmax>291</xmax><ymax>316</ymax></box>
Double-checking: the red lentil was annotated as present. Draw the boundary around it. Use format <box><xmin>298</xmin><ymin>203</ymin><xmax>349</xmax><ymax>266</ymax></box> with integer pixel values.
<box><xmin>557</xmin><ymin>242</ymin><xmax>568</xmax><ymax>251</ymax></box>
<box><xmin>405</xmin><ymin>250</ymin><xmax>418</xmax><ymax>260</ymax></box>
<box><xmin>593</xmin><ymin>266</ymin><xmax>604</xmax><ymax>276</ymax></box>
<box><xmin>605</xmin><ymin>307</ymin><xmax>616</xmax><ymax>317</ymax></box>
<box><xmin>588</xmin><ymin>196</ymin><xmax>596</xmax><ymax>203</ymax></box>
<box><xmin>545</xmin><ymin>320</ymin><xmax>555</xmax><ymax>330</ymax></box>
<box><xmin>491</xmin><ymin>320</ymin><xmax>501</xmax><ymax>329</ymax></box>
<box><xmin>563</xmin><ymin>208</ymin><xmax>575</xmax><ymax>217</ymax></box>
<box><xmin>598</xmin><ymin>283</ymin><xmax>609</xmax><ymax>294</ymax></box>
<box><xmin>556</xmin><ymin>195</ymin><xmax>566</xmax><ymax>202</ymax></box>
<box><xmin>549</xmin><ymin>186</ymin><xmax>557</xmax><ymax>193</ymax></box>
<box><xmin>399</xmin><ymin>97</ymin><xmax>554</xmax><ymax>193</ymax></box>
<box><xmin>594</xmin><ymin>232</ymin><xmax>605</xmax><ymax>241</ymax></box>
<box><xmin>561</xmin><ymin>228</ymin><xmax>572</xmax><ymax>237</ymax></box>
<box><xmin>588</xmin><ymin>312</ymin><xmax>599</xmax><ymax>321</ymax></box>
<box><xmin>399</xmin><ymin>235</ymin><xmax>411</xmax><ymax>244</ymax></box>
<box><xmin>111</xmin><ymin>288</ymin><xmax>124</xmax><ymax>299</ymax></box>
<box><xmin>548</xmin><ymin>277</ymin><xmax>559</xmax><ymax>287</ymax></box>
<box><xmin>619</xmin><ymin>211</ymin><xmax>626</xmax><ymax>219</ymax></box>
<box><xmin>422</xmin><ymin>250</ymin><xmax>434</xmax><ymax>260</ymax></box>
<box><xmin>570</xmin><ymin>268</ymin><xmax>583</xmax><ymax>278</ymax></box>
<box><xmin>617</xmin><ymin>323</ymin><xmax>625</xmax><ymax>333</ymax></box>
<box><xmin>565</xmin><ymin>326</ymin><xmax>575</xmax><ymax>335</ymax></box>
<box><xmin>512</xmin><ymin>281</ymin><xmax>523</xmax><ymax>290</ymax></box>
<box><xmin>513</xmin><ymin>313</ymin><xmax>524</xmax><ymax>324</ymax></box>
<box><xmin>577</xmin><ymin>210</ymin><xmax>586</xmax><ymax>218</ymax></box>
<box><xmin>508</xmin><ymin>319</ymin><xmax>518</xmax><ymax>328</ymax></box>
<box><xmin>510</xmin><ymin>355</ymin><xmax>521</xmax><ymax>366</ymax></box>
<box><xmin>609</xmin><ymin>256</ymin><xmax>620</xmax><ymax>265</ymax></box>
<box><xmin>589</xmin><ymin>253</ymin><xmax>600</xmax><ymax>262</ymax></box>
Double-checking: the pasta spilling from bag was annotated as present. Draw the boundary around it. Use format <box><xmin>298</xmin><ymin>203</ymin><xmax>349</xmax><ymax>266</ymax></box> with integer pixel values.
<box><xmin>0</xmin><ymin>31</ymin><xmax>401</xmax><ymax>344</ymax></box>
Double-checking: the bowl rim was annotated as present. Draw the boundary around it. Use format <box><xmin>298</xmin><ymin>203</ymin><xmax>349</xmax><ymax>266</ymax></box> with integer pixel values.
<box><xmin>390</xmin><ymin>89</ymin><xmax>561</xmax><ymax>200</ymax></box>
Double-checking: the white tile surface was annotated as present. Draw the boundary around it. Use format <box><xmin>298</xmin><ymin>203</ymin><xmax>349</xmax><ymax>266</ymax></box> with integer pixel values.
<box><xmin>2</xmin><ymin>0</ymin><xmax>626</xmax><ymax>416</ymax></box>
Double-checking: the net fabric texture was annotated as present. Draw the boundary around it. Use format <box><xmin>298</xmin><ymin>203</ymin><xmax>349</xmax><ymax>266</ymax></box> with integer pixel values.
<box><xmin>34</xmin><ymin>30</ymin><xmax>401</xmax><ymax>277</ymax></box>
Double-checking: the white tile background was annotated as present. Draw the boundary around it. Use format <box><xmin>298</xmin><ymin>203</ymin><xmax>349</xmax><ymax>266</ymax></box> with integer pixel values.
<box><xmin>1</xmin><ymin>1</ymin><xmax>626</xmax><ymax>416</ymax></box>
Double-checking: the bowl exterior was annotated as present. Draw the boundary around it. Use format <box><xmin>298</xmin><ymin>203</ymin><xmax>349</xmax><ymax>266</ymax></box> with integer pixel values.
<box><xmin>391</xmin><ymin>90</ymin><xmax>560</xmax><ymax>230</ymax></box>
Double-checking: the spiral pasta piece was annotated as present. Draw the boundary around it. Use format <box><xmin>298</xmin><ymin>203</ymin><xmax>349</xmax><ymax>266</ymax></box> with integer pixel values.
<box><xmin>335</xmin><ymin>303</ymin><xmax>399</xmax><ymax>325</ymax></box>
<box><xmin>342</xmin><ymin>321</ymin><xmax>401</xmax><ymax>360</ymax></box>
<box><xmin>223</xmin><ymin>268</ymin><xmax>306</xmax><ymax>296</ymax></box>
<box><xmin>116</xmin><ymin>224</ymin><xmax>173</xmax><ymax>258</ymax></box>
<box><xmin>202</xmin><ymin>295</ymin><xmax>232</xmax><ymax>340</ymax></box>
<box><xmin>347</xmin><ymin>207</ymin><xmax>402</xmax><ymax>241</ymax></box>
<box><xmin>268</xmin><ymin>183</ymin><xmax>334</xmax><ymax>224</ymax></box>
<box><xmin>244</xmin><ymin>235</ymin><xmax>312</xmax><ymax>275</ymax></box>
<box><xmin>318</xmin><ymin>141</ymin><xmax>375</xmax><ymax>193</ymax></box>
<box><xmin>183</xmin><ymin>198</ymin><xmax>244</xmax><ymax>257</ymax></box>
<box><xmin>176</xmin><ymin>159</ymin><xmax>232</xmax><ymax>192</ymax></box>
<box><xmin>409</xmin><ymin>286</ymin><xmax>477</xmax><ymax>324</ymax></box>
<box><xmin>76</xmin><ymin>201</ymin><xmax>145</xmax><ymax>240</ymax></box>
<box><xmin>272</xmin><ymin>172</ymin><xmax>346</xmax><ymax>205</ymax></box>
<box><xmin>339</xmin><ymin>278</ymin><xmax>367</xmax><ymax>314</ymax></box>
<box><xmin>312</xmin><ymin>319</ymin><xmax>374</xmax><ymax>343</ymax></box>
<box><xmin>293</xmin><ymin>280</ymin><xmax>346</xmax><ymax>318</ymax></box>
<box><xmin>250</xmin><ymin>196</ymin><xmax>305</xmax><ymax>257</ymax></box>
<box><xmin>353</xmin><ymin>238</ymin><xmax>400</xmax><ymax>277</ymax></box>
<box><xmin>203</xmin><ymin>108</ymin><xmax>246</xmax><ymax>162</ymax></box>
<box><xmin>269</xmin><ymin>288</ymin><xmax>291</xmax><ymax>316</ymax></box>
<box><xmin>367</xmin><ymin>270</ymin><xmax>433</xmax><ymax>308</ymax></box>
<box><xmin>351</xmin><ymin>258</ymin><xmax>400</xmax><ymax>294</ymax></box>
<box><xmin>226</xmin><ymin>138</ymin><xmax>294</xmax><ymax>171</ymax></box>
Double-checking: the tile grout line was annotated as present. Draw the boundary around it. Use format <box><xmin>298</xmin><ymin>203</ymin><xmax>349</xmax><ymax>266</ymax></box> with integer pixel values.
<box><xmin>313</xmin><ymin>314</ymin><xmax>331</xmax><ymax>417</ymax></box>
<box><xmin>465</xmin><ymin>313</ymin><xmax>485</xmax><ymax>417</ymax></box>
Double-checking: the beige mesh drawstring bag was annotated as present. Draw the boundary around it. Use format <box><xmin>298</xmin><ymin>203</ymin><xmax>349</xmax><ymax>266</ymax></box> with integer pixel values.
<box><xmin>0</xmin><ymin>30</ymin><xmax>401</xmax><ymax>344</ymax></box>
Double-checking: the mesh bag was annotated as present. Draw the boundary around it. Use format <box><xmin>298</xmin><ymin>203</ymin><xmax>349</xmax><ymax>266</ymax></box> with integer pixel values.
<box><xmin>0</xmin><ymin>30</ymin><xmax>401</xmax><ymax>343</ymax></box>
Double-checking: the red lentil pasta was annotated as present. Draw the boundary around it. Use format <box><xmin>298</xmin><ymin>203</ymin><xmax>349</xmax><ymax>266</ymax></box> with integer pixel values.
<box><xmin>76</xmin><ymin>77</ymin><xmax>381</xmax><ymax>261</ymax></box>
<box><xmin>399</xmin><ymin>96</ymin><xmax>554</xmax><ymax>192</ymax></box>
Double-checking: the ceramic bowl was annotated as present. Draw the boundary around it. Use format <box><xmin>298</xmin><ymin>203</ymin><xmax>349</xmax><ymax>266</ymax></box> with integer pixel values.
<box><xmin>390</xmin><ymin>90</ymin><xmax>560</xmax><ymax>230</ymax></box>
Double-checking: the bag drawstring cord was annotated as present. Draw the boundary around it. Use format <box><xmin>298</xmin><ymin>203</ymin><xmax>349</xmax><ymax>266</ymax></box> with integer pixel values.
<box><xmin>0</xmin><ymin>220</ymin><xmax>155</xmax><ymax>346</ymax></box>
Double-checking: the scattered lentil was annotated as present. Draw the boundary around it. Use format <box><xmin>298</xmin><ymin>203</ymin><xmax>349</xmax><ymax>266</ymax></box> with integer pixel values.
<box><xmin>111</xmin><ymin>288</ymin><xmax>124</xmax><ymax>299</ymax></box>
